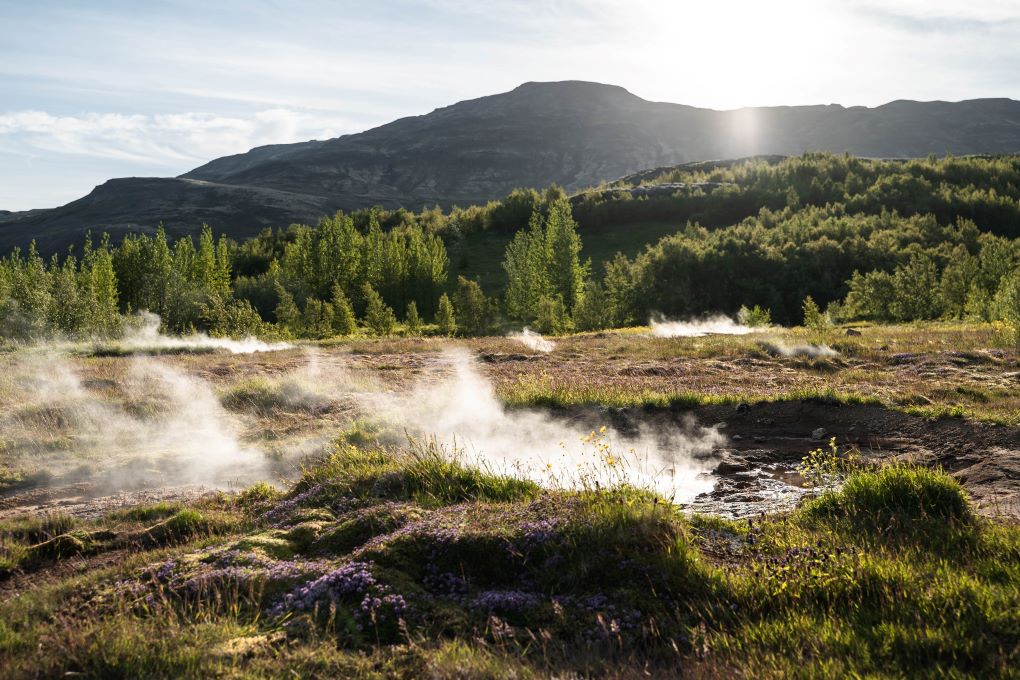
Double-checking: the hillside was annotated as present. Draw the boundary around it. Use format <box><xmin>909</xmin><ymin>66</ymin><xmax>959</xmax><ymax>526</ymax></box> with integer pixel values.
<box><xmin>3</xmin><ymin>81</ymin><xmax>1020</xmax><ymax>254</ymax></box>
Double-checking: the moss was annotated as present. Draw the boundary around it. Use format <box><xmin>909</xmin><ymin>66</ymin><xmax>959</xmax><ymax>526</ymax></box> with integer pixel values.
<box><xmin>232</xmin><ymin>532</ymin><xmax>296</xmax><ymax>560</ymax></box>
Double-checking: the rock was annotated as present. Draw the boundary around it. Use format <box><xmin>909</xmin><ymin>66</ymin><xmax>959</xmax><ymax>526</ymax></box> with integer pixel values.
<box><xmin>714</xmin><ymin>456</ymin><xmax>752</xmax><ymax>475</ymax></box>
<box><xmin>811</xmin><ymin>427</ymin><xmax>827</xmax><ymax>440</ymax></box>
<box><xmin>735</xmin><ymin>402</ymin><xmax>751</xmax><ymax>414</ymax></box>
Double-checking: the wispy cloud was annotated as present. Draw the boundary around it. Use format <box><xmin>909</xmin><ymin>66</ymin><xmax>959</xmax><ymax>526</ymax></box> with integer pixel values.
<box><xmin>1</xmin><ymin>0</ymin><xmax>1018</xmax><ymax>210</ymax></box>
<box><xmin>0</xmin><ymin>109</ymin><xmax>350</xmax><ymax>167</ymax></box>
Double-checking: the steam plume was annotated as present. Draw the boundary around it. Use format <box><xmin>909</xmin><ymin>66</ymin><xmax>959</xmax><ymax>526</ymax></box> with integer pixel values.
<box><xmin>649</xmin><ymin>314</ymin><xmax>753</xmax><ymax>338</ymax></box>
<box><xmin>507</xmin><ymin>328</ymin><xmax>555</xmax><ymax>352</ymax></box>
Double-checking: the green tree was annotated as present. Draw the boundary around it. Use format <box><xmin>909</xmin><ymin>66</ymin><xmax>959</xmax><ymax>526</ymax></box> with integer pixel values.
<box><xmin>404</xmin><ymin>300</ymin><xmax>422</xmax><ymax>336</ymax></box>
<box><xmin>993</xmin><ymin>269</ymin><xmax>1020</xmax><ymax>346</ymax></box>
<box><xmin>453</xmin><ymin>276</ymin><xmax>495</xmax><ymax>336</ymax></box>
<box><xmin>534</xmin><ymin>295</ymin><xmax>571</xmax><ymax>335</ymax></box>
<box><xmin>802</xmin><ymin>295</ymin><xmax>828</xmax><ymax>331</ymax></box>
<box><xmin>331</xmin><ymin>284</ymin><xmax>357</xmax><ymax>336</ymax></box>
<box><xmin>436</xmin><ymin>293</ymin><xmax>456</xmax><ymax>336</ymax></box>
<box><xmin>362</xmin><ymin>283</ymin><xmax>396</xmax><ymax>336</ymax></box>
<box><xmin>543</xmin><ymin>196</ymin><xmax>588</xmax><ymax>312</ymax></box>
<box><xmin>273</xmin><ymin>282</ymin><xmax>301</xmax><ymax>335</ymax></box>
<box><xmin>573</xmin><ymin>280</ymin><xmax>613</xmax><ymax>331</ymax></box>
<box><xmin>891</xmin><ymin>253</ymin><xmax>940</xmax><ymax>321</ymax></box>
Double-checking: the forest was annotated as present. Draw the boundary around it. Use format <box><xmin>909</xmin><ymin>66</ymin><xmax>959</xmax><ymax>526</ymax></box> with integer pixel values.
<box><xmin>3</xmin><ymin>153</ymin><xmax>1020</xmax><ymax>340</ymax></box>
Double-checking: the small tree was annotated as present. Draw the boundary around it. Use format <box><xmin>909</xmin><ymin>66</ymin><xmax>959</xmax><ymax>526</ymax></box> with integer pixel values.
<box><xmin>738</xmin><ymin>304</ymin><xmax>772</xmax><ymax>327</ymax></box>
<box><xmin>331</xmin><ymin>284</ymin><xmax>357</xmax><ymax>336</ymax></box>
<box><xmin>993</xmin><ymin>270</ymin><xmax>1020</xmax><ymax>347</ymax></box>
<box><xmin>405</xmin><ymin>300</ymin><xmax>422</xmax><ymax>336</ymax></box>
<box><xmin>534</xmin><ymin>295</ymin><xmax>571</xmax><ymax>335</ymax></box>
<box><xmin>436</xmin><ymin>293</ymin><xmax>456</xmax><ymax>336</ymax></box>
<box><xmin>273</xmin><ymin>282</ymin><xmax>301</xmax><ymax>336</ymax></box>
<box><xmin>573</xmin><ymin>280</ymin><xmax>613</xmax><ymax>331</ymax></box>
<box><xmin>362</xmin><ymin>283</ymin><xmax>396</xmax><ymax>336</ymax></box>
<box><xmin>453</xmin><ymin>276</ymin><xmax>495</xmax><ymax>336</ymax></box>
<box><xmin>802</xmin><ymin>295</ymin><xmax>828</xmax><ymax>332</ymax></box>
<box><xmin>301</xmin><ymin>298</ymin><xmax>334</xmax><ymax>339</ymax></box>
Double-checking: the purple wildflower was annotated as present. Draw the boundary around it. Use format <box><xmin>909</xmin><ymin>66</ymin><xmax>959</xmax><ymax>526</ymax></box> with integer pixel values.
<box><xmin>472</xmin><ymin>590</ymin><xmax>541</xmax><ymax>613</ymax></box>
<box><xmin>271</xmin><ymin>561</ymin><xmax>377</xmax><ymax>616</ymax></box>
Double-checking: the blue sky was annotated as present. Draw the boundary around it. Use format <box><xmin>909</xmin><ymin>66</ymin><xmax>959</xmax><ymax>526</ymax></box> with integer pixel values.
<box><xmin>2</xmin><ymin>0</ymin><xmax>1019</xmax><ymax>211</ymax></box>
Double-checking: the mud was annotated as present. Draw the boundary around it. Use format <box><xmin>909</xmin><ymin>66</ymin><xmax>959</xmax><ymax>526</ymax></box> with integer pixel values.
<box><xmin>559</xmin><ymin>399</ymin><xmax>1020</xmax><ymax>520</ymax></box>
<box><xmin>0</xmin><ymin>482</ymin><xmax>221</xmax><ymax>521</ymax></box>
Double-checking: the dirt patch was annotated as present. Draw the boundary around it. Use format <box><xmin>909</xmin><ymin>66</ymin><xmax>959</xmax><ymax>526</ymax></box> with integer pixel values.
<box><xmin>553</xmin><ymin>400</ymin><xmax>1020</xmax><ymax>520</ymax></box>
<box><xmin>0</xmin><ymin>483</ymin><xmax>221</xmax><ymax>521</ymax></box>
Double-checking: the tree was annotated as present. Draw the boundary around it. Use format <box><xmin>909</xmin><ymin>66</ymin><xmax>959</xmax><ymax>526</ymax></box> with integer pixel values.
<box><xmin>994</xmin><ymin>269</ymin><xmax>1020</xmax><ymax>347</ymax></box>
<box><xmin>844</xmin><ymin>270</ymin><xmax>896</xmax><ymax>321</ymax></box>
<box><xmin>453</xmin><ymin>276</ymin><xmax>495</xmax><ymax>336</ymax></box>
<box><xmin>802</xmin><ymin>295</ymin><xmax>828</xmax><ymax>331</ymax></box>
<box><xmin>404</xmin><ymin>301</ymin><xmax>422</xmax><ymax>336</ymax></box>
<box><xmin>331</xmin><ymin>284</ymin><xmax>357</xmax><ymax>336</ymax></box>
<box><xmin>534</xmin><ymin>295</ymin><xmax>571</xmax><ymax>335</ymax></box>
<box><xmin>573</xmin><ymin>280</ymin><xmax>613</xmax><ymax>331</ymax></box>
<box><xmin>301</xmin><ymin>298</ymin><xmax>335</xmax><ymax>339</ymax></box>
<box><xmin>273</xmin><ymin>282</ymin><xmax>301</xmax><ymax>335</ymax></box>
<box><xmin>891</xmin><ymin>253</ymin><xmax>940</xmax><ymax>321</ymax></box>
<box><xmin>738</xmin><ymin>304</ymin><xmax>772</xmax><ymax>327</ymax></box>
<box><xmin>543</xmin><ymin>196</ymin><xmax>588</xmax><ymax>312</ymax></box>
<box><xmin>436</xmin><ymin>293</ymin><xmax>456</xmax><ymax>336</ymax></box>
<box><xmin>362</xmin><ymin>283</ymin><xmax>396</xmax><ymax>336</ymax></box>
<box><xmin>502</xmin><ymin>209</ymin><xmax>549</xmax><ymax>321</ymax></box>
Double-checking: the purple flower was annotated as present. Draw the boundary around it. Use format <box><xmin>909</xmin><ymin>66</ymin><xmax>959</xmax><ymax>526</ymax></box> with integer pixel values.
<box><xmin>271</xmin><ymin>561</ymin><xmax>377</xmax><ymax>616</ymax></box>
<box><xmin>472</xmin><ymin>590</ymin><xmax>541</xmax><ymax>613</ymax></box>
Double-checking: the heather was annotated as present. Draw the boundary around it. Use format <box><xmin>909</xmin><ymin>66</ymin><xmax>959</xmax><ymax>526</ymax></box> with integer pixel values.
<box><xmin>1</xmin><ymin>438</ymin><xmax>1018</xmax><ymax>678</ymax></box>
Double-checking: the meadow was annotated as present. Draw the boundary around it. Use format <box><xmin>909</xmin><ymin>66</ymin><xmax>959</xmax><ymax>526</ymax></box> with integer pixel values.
<box><xmin>0</xmin><ymin>322</ymin><xmax>1018</xmax><ymax>678</ymax></box>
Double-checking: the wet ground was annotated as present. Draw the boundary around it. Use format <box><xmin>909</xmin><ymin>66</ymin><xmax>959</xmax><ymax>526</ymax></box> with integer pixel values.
<box><xmin>687</xmin><ymin>400</ymin><xmax>1020</xmax><ymax>519</ymax></box>
<box><xmin>2</xmin><ymin>333</ymin><xmax>1020</xmax><ymax>523</ymax></box>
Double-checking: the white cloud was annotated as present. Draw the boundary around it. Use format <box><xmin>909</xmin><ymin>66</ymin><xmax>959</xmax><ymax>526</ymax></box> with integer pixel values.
<box><xmin>0</xmin><ymin>108</ymin><xmax>351</xmax><ymax>167</ymax></box>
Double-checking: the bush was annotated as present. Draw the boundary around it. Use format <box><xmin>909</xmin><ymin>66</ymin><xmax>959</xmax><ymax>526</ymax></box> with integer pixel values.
<box><xmin>738</xmin><ymin>304</ymin><xmax>772</xmax><ymax>327</ymax></box>
<box><xmin>802</xmin><ymin>465</ymin><xmax>974</xmax><ymax>541</ymax></box>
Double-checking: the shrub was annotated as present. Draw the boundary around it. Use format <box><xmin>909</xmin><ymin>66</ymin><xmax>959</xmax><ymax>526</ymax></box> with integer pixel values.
<box><xmin>801</xmin><ymin>465</ymin><xmax>974</xmax><ymax>541</ymax></box>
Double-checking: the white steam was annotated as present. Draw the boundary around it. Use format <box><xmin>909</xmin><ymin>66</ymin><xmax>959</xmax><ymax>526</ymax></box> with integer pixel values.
<box><xmin>111</xmin><ymin>311</ymin><xmax>292</xmax><ymax>354</ymax></box>
<box><xmin>1</xmin><ymin>350</ymin><xmax>268</xmax><ymax>490</ymax></box>
<box><xmin>507</xmin><ymin>328</ymin><xmax>556</xmax><ymax>353</ymax></box>
<box><xmin>367</xmin><ymin>350</ymin><xmax>723</xmax><ymax>502</ymax></box>
<box><xmin>650</xmin><ymin>314</ymin><xmax>754</xmax><ymax>338</ymax></box>
<box><xmin>763</xmin><ymin>341</ymin><xmax>838</xmax><ymax>358</ymax></box>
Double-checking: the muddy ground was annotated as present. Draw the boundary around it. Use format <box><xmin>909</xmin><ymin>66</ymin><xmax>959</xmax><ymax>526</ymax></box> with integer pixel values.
<box><xmin>1</xmin><ymin>327</ymin><xmax>1019</xmax><ymax>522</ymax></box>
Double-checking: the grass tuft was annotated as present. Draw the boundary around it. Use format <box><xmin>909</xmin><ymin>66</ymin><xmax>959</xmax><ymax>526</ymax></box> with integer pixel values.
<box><xmin>801</xmin><ymin>465</ymin><xmax>975</xmax><ymax>543</ymax></box>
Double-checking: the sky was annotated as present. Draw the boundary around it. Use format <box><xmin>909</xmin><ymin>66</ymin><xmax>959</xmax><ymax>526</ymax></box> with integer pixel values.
<box><xmin>1</xmin><ymin>0</ymin><xmax>1019</xmax><ymax>211</ymax></box>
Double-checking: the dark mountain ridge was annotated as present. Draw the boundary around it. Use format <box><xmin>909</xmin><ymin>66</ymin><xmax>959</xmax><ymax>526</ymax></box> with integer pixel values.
<box><xmin>4</xmin><ymin>81</ymin><xmax>1020</xmax><ymax>253</ymax></box>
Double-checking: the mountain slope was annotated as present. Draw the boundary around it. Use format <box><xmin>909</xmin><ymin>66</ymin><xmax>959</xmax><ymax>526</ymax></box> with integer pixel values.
<box><xmin>4</xmin><ymin>81</ymin><xmax>1020</xmax><ymax>253</ymax></box>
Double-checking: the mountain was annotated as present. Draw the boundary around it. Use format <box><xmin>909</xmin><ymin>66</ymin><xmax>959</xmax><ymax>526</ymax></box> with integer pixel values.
<box><xmin>4</xmin><ymin>81</ymin><xmax>1020</xmax><ymax>253</ymax></box>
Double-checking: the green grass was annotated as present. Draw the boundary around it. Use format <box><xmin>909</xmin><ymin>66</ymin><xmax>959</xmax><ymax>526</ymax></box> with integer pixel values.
<box><xmin>1</xmin><ymin>449</ymin><xmax>1016</xmax><ymax>678</ymax></box>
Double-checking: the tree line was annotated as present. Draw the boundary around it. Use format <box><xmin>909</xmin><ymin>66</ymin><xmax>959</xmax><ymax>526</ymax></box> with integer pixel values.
<box><xmin>4</xmin><ymin>153</ymin><xmax>1020</xmax><ymax>341</ymax></box>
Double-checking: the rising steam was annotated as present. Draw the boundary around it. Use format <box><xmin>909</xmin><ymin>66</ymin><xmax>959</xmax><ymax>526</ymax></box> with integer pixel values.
<box><xmin>762</xmin><ymin>341</ymin><xmax>838</xmax><ymax>358</ymax></box>
<box><xmin>507</xmin><ymin>328</ymin><xmax>556</xmax><ymax>353</ymax></box>
<box><xmin>367</xmin><ymin>350</ymin><xmax>723</xmax><ymax>502</ymax></box>
<box><xmin>1</xmin><ymin>318</ymin><xmax>725</xmax><ymax>508</ymax></box>
<box><xmin>649</xmin><ymin>314</ymin><xmax>754</xmax><ymax>338</ymax></box>
<box><xmin>0</xmin><ymin>350</ymin><xmax>269</xmax><ymax>492</ymax></box>
<box><xmin>110</xmin><ymin>311</ymin><xmax>292</xmax><ymax>354</ymax></box>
